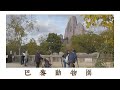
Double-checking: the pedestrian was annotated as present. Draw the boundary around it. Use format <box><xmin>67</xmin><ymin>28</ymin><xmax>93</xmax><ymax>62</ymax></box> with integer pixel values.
<box><xmin>68</xmin><ymin>49</ymin><xmax>77</xmax><ymax>67</ymax></box>
<box><xmin>62</xmin><ymin>50</ymin><xmax>69</xmax><ymax>68</ymax></box>
<box><xmin>72</xmin><ymin>49</ymin><xmax>77</xmax><ymax>67</ymax></box>
<box><xmin>21</xmin><ymin>51</ymin><xmax>25</xmax><ymax>65</ymax></box>
<box><xmin>35</xmin><ymin>50</ymin><xmax>43</xmax><ymax>68</ymax></box>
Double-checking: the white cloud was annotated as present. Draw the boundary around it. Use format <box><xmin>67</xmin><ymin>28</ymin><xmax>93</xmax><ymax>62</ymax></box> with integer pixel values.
<box><xmin>21</xmin><ymin>15</ymin><xmax>88</xmax><ymax>44</ymax></box>
<box><xmin>33</xmin><ymin>19</ymin><xmax>61</xmax><ymax>33</ymax></box>
<box><xmin>24</xmin><ymin>18</ymin><xmax>63</xmax><ymax>44</ymax></box>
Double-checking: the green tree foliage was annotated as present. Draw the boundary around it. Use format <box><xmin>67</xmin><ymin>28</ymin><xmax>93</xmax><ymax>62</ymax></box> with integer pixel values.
<box><xmin>38</xmin><ymin>35</ymin><xmax>47</xmax><ymax>45</ymax></box>
<box><xmin>71</xmin><ymin>31</ymin><xmax>113</xmax><ymax>55</ymax></box>
<box><xmin>83</xmin><ymin>15</ymin><xmax>114</xmax><ymax>55</ymax></box>
<box><xmin>6</xmin><ymin>15</ymin><xmax>27</xmax><ymax>42</ymax></box>
<box><xmin>71</xmin><ymin>32</ymin><xmax>101</xmax><ymax>54</ymax></box>
<box><xmin>39</xmin><ymin>41</ymin><xmax>50</xmax><ymax>55</ymax></box>
<box><xmin>6</xmin><ymin>15</ymin><xmax>27</xmax><ymax>54</ymax></box>
<box><xmin>83</xmin><ymin>15</ymin><xmax>114</xmax><ymax>30</ymax></box>
<box><xmin>36</xmin><ymin>35</ymin><xmax>50</xmax><ymax>55</ymax></box>
<box><xmin>21</xmin><ymin>44</ymin><xmax>27</xmax><ymax>53</ymax></box>
<box><xmin>60</xmin><ymin>44</ymin><xmax>67</xmax><ymax>53</ymax></box>
<box><xmin>6</xmin><ymin>15</ymin><xmax>35</xmax><ymax>54</ymax></box>
<box><xmin>46</xmin><ymin>33</ymin><xmax>62</xmax><ymax>54</ymax></box>
<box><xmin>6</xmin><ymin>40</ymin><xmax>21</xmax><ymax>54</ymax></box>
<box><xmin>99</xmin><ymin>30</ymin><xmax>114</xmax><ymax>54</ymax></box>
<box><xmin>26</xmin><ymin>38</ymin><xmax>38</xmax><ymax>55</ymax></box>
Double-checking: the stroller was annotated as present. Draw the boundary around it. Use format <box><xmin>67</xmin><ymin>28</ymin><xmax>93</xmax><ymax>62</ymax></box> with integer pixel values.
<box><xmin>43</xmin><ymin>58</ymin><xmax>52</xmax><ymax>68</ymax></box>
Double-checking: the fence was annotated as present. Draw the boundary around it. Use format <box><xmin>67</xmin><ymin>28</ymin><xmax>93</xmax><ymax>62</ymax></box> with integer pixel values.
<box><xmin>12</xmin><ymin>53</ymin><xmax>113</xmax><ymax>68</ymax></box>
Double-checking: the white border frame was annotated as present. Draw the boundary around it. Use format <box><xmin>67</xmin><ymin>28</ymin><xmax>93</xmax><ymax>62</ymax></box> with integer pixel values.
<box><xmin>0</xmin><ymin>11</ymin><xmax>119</xmax><ymax>79</ymax></box>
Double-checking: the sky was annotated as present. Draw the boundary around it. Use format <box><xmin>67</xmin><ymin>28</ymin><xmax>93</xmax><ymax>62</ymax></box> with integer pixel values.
<box><xmin>6</xmin><ymin>15</ymin><xmax>107</xmax><ymax>45</ymax></box>
<box><xmin>24</xmin><ymin>15</ymin><xmax>85</xmax><ymax>44</ymax></box>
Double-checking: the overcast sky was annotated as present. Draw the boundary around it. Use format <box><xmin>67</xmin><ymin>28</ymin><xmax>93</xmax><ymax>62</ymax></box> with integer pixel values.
<box><xmin>7</xmin><ymin>15</ymin><xmax>106</xmax><ymax>45</ymax></box>
<box><xmin>23</xmin><ymin>15</ymin><xmax>85</xmax><ymax>44</ymax></box>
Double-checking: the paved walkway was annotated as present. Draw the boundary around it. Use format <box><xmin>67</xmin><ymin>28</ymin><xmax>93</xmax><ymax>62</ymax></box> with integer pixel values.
<box><xmin>6</xmin><ymin>63</ymin><xmax>35</xmax><ymax>68</ymax></box>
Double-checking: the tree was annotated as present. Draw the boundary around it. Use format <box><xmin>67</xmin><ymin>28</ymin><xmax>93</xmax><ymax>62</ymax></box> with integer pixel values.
<box><xmin>83</xmin><ymin>15</ymin><xmax>114</xmax><ymax>55</ymax></box>
<box><xmin>46</xmin><ymin>33</ymin><xmax>62</xmax><ymax>54</ymax></box>
<box><xmin>60</xmin><ymin>43</ymin><xmax>67</xmax><ymax>53</ymax></box>
<box><xmin>71</xmin><ymin>32</ymin><xmax>101</xmax><ymax>54</ymax></box>
<box><xmin>6</xmin><ymin>40</ymin><xmax>21</xmax><ymax>55</ymax></box>
<box><xmin>39</xmin><ymin>41</ymin><xmax>50</xmax><ymax>55</ymax></box>
<box><xmin>83</xmin><ymin>15</ymin><xmax>114</xmax><ymax>66</ymax></box>
<box><xmin>26</xmin><ymin>38</ymin><xmax>38</xmax><ymax>55</ymax></box>
<box><xmin>99</xmin><ymin>30</ymin><xmax>114</xmax><ymax>54</ymax></box>
<box><xmin>6</xmin><ymin>15</ymin><xmax>27</xmax><ymax>42</ymax></box>
<box><xmin>6</xmin><ymin>15</ymin><xmax>27</xmax><ymax>55</ymax></box>
<box><xmin>83</xmin><ymin>15</ymin><xmax>114</xmax><ymax>30</ymax></box>
<box><xmin>38</xmin><ymin>35</ymin><xmax>47</xmax><ymax>45</ymax></box>
<box><xmin>6</xmin><ymin>15</ymin><xmax>35</xmax><ymax>55</ymax></box>
<box><xmin>37</xmin><ymin>35</ymin><xmax>50</xmax><ymax>55</ymax></box>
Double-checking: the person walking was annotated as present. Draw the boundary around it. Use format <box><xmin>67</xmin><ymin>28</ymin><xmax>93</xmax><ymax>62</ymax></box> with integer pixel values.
<box><xmin>62</xmin><ymin>50</ymin><xmax>69</xmax><ymax>68</ymax></box>
<box><xmin>72</xmin><ymin>49</ymin><xmax>78</xmax><ymax>67</ymax></box>
<box><xmin>68</xmin><ymin>49</ymin><xmax>77</xmax><ymax>68</ymax></box>
<box><xmin>35</xmin><ymin>50</ymin><xmax>43</xmax><ymax>68</ymax></box>
<box><xmin>21</xmin><ymin>51</ymin><xmax>25</xmax><ymax>65</ymax></box>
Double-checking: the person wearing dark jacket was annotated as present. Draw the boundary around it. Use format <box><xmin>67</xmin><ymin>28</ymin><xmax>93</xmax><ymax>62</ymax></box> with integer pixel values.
<box><xmin>35</xmin><ymin>51</ymin><xmax>43</xmax><ymax>68</ymax></box>
<box><xmin>68</xmin><ymin>49</ymin><xmax>77</xmax><ymax>67</ymax></box>
<box><xmin>21</xmin><ymin>51</ymin><xmax>25</xmax><ymax>65</ymax></box>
